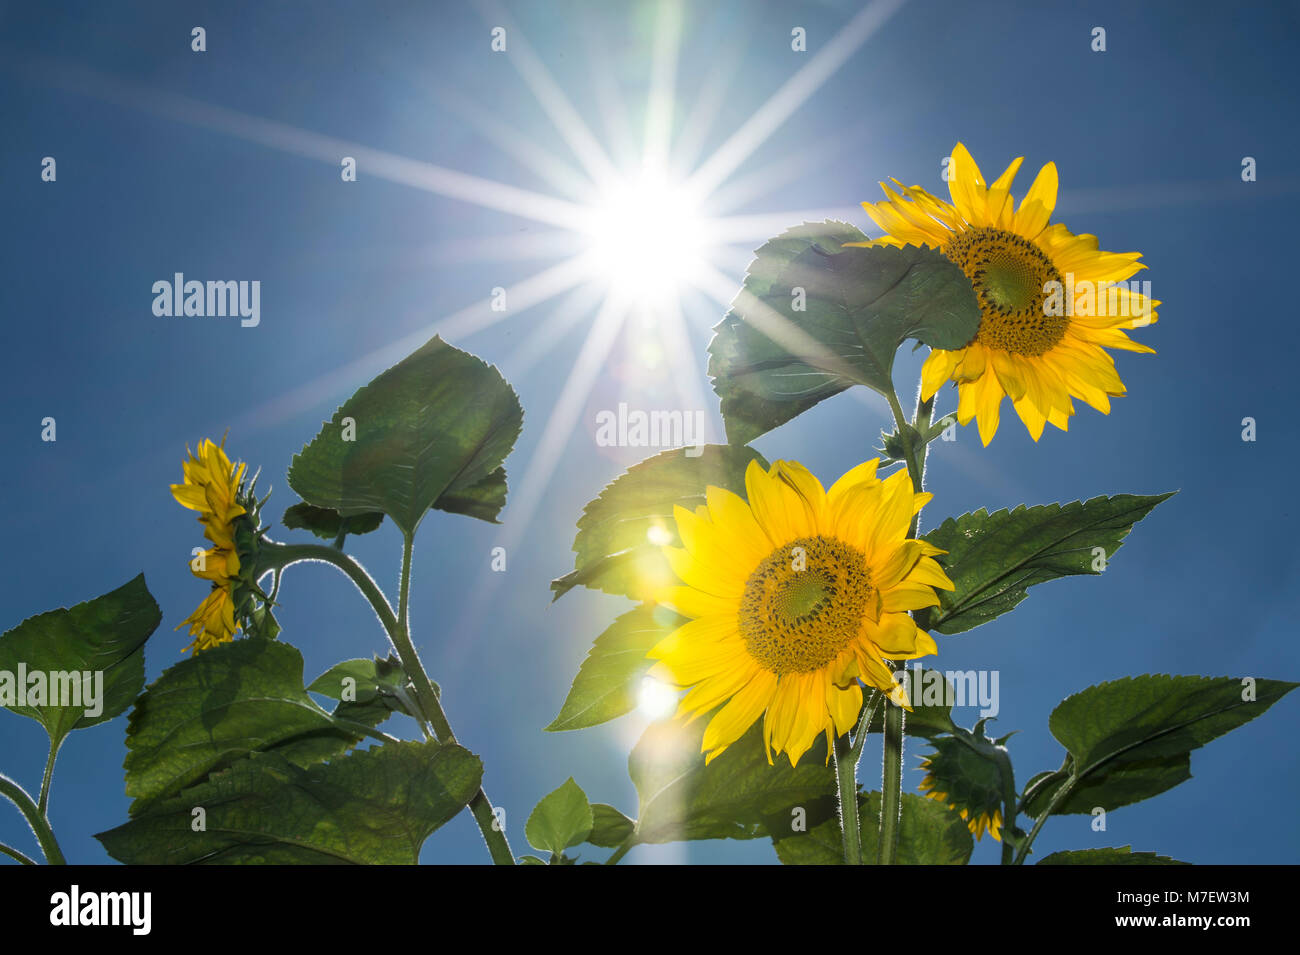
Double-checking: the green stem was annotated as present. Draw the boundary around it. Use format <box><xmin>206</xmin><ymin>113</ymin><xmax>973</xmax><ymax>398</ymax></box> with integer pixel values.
<box><xmin>0</xmin><ymin>773</ymin><xmax>65</xmax><ymax>864</ymax></box>
<box><xmin>0</xmin><ymin>842</ymin><xmax>37</xmax><ymax>865</ymax></box>
<box><xmin>834</xmin><ymin>733</ymin><xmax>862</xmax><ymax>864</ymax></box>
<box><xmin>848</xmin><ymin>688</ymin><xmax>883</xmax><ymax>763</ymax></box>
<box><xmin>262</xmin><ymin>538</ymin><xmax>516</xmax><ymax>865</ymax></box>
<box><xmin>605</xmin><ymin>840</ymin><xmax>634</xmax><ymax>865</ymax></box>
<box><xmin>1013</xmin><ymin>774</ymin><xmax>1076</xmax><ymax>865</ymax></box>
<box><xmin>875</xmin><ymin>388</ymin><xmax>935</xmax><ymax>864</ymax></box>
<box><xmin>877</xmin><ymin>702</ymin><xmax>904</xmax><ymax>864</ymax></box>
<box><xmin>37</xmin><ymin>739</ymin><xmax>61</xmax><ymax>816</ymax></box>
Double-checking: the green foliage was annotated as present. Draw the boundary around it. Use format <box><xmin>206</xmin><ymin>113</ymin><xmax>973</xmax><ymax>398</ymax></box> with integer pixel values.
<box><xmin>309</xmin><ymin>655</ymin><xmax>420</xmax><ymax>727</ymax></box>
<box><xmin>123</xmin><ymin>639</ymin><xmax>372</xmax><ymax>812</ymax></box>
<box><xmin>288</xmin><ymin>335</ymin><xmax>522</xmax><ymax>536</ymax></box>
<box><xmin>918</xmin><ymin>493</ymin><xmax>1175</xmax><ymax>634</ymax></box>
<box><xmin>1037</xmin><ymin>847</ymin><xmax>1188</xmax><ymax>865</ymax></box>
<box><xmin>98</xmin><ymin>741</ymin><xmax>481</xmax><ymax>864</ymax></box>
<box><xmin>282</xmin><ymin>502</ymin><xmax>384</xmax><ymax>541</ymax></box>
<box><xmin>546</xmin><ymin>604</ymin><xmax>685</xmax><ymax>732</ymax></box>
<box><xmin>550</xmin><ymin>444</ymin><xmax>766</xmax><ymax>601</ymax></box>
<box><xmin>587</xmin><ymin>803</ymin><xmax>636</xmax><ymax>848</ymax></box>
<box><xmin>1024</xmin><ymin>675</ymin><xmax>1298</xmax><ymax>819</ymax></box>
<box><xmin>629</xmin><ymin>718</ymin><xmax>835</xmax><ymax>844</ymax></box>
<box><xmin>774</xmin><ymin>792</ymin><xmax>973</xmax><ymax>865</ymax></box>
<box><xmin>526</xmin><ymin>778</ymin><xmax>594</xmax><ymax>856</ymax></box>
<box><xmin>0</xmin><ymin>574</ymin><xmax>160</xmax><ymax>750</ymax></box>
<box><xmin>707</xmin><ymin>221</ymin><xmax>980</xmax><ymax>444</ymax></box>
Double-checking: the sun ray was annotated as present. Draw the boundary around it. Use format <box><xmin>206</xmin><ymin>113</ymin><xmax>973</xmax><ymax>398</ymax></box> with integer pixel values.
<box><xmin>475</xmin><ymin>0</ymin><xmax>620</xmax><ymax>189</ymax></box>
<box><xmin>685</xmin><ymin>0</ymin><xmax>908</xmax><ymax>199</ymax></box>
<box><xmin>227</xmin><ymin>254</ymin><xmax>595</xmax><ymax>435</ymax></box>
<box><xmin>34</xmin><ymin>59</ymin><xmax>590</xmax><ymax>231</ymax></box>
<box><xmin>643</xmin><ymin>0</ymin><xmax>685</xmax><ymax>173</ymax></box>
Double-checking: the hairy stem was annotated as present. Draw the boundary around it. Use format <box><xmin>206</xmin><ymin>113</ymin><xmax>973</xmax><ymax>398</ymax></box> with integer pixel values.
<box><xmin>834</xmin><ymin>732</ymin><xmax>862</xmax><ymax>864</ymax></box>
<box><xmin>37</xmin><ymin>739</ymin><xmax>61</xmax><ymax>816</ymax></box>
<box><xmin>875</xmin><ymin>386</ymin><xmax>936</xmax><ymax>864</ymax></box>
<box><xmin>0</xmin><ymin>773</ymin><xmax>65</xmax><ymax>865</ymax></box>
<box><xmin>264</xmin><ymin>539</ymin><xmax>516</xmax><ymax>865</ymax></box>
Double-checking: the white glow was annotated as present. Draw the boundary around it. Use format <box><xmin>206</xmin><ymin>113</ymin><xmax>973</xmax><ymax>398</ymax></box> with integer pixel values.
<box><xmin>636</xmin><ymin>676</ymin><xmax>679</xmax><ymax>720</ymax></box>
<box><xmin>583</xmin><ymin>172</ymin><xmax>707</xmax><ymax>301</ymax></box>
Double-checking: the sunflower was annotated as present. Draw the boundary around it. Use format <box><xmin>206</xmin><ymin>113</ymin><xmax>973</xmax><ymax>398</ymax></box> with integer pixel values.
<box><xmin>170</xmin><ymin>437</ymin><xmax>248</xmax><ymax>652</ymax></box>
<box><xmin>648</xmin><ymin>458</ymin><xmax>954</xmax><ymax>766</ymax></box>
<box><xmin>848</xmin><ymin>142</ymin><xmax>1158</xmax><ymax>445</ymax></box>
<box><xmin>919</xmin><ymin>758</ymin><xmax>1003</xmax><ymax>842</ymax></box>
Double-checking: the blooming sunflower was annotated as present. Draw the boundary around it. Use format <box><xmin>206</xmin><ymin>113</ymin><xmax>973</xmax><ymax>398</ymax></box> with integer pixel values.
<box><xmin>170</xmin><ymin>437</ymin><xmax>248</xmax><ymax>652</ymax></box>
<box><xmin>648</xmin><ymin>458</ymin><xmax>954</xmax><ymax>766</ymax></box>
<box><xmin>919</xmin><ymin>757</ymin><xmax>1003</xmax><ymax>842</ymax></box>
<box><xmin>848</xmin><ymin>142</ymin><xmax>1158</xmax><ymax>445</ymax></box>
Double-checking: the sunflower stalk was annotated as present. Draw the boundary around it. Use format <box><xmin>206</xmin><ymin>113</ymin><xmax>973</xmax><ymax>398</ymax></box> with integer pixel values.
<box><xmin>261</xmin><ymin>538</ymin><xmax>516</xmax><ymax>865</ymax></box>
<box><xmin>0</xmin><ymin>772</ymin><xmax>65</xmax><ymax>865</ymax></box>
<box><xmin>874</xmin><ymin>386</ymin><xmax>936</xmax><ymax>864</ymax></box>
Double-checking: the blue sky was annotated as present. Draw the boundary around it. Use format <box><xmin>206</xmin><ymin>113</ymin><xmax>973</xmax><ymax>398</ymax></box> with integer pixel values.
<box><xmin>1</xmin><ymin>0</ymin><xmax>1297</xmax><ymax>865</ymax></box>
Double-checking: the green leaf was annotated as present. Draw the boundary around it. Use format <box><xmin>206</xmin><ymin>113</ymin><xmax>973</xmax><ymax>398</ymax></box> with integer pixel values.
<box><xmin>97</xmin><ymin>740</ymin><xmax>482</xmax><ymax>864</ymax></box>
<box><xmin>123</xmin><ymin>639</ymin><xmax>367</xmax><ymax>812</ymax></box>
<box><xmin>1037</xmin><ymin>847</ymin><xmax>1189</xmax><ymax>865</ymax></box>
<box><xmin>918</xmin><ymin>493</ymin><xmax>1175</xmax><ymax>635</ymax></box>
<box><xmin>546</xmin><ymin>604</ymin><xmax>686</xmax><ymax>732</ymax></box>
<box><xmin>526</xmin><ymin>778</ymin><xmax>594</xmax><ymax>855</ymax></box>
<box><xmin>587</xmin><ymin>803</ymin><xmax>635</xmax><ymax>848</ymax></box>
<box><xmin>1033</xmin><ymin>675</ymin><xmax>1298</xmax><ymax>818</ymax></box>
<box><xmin>630</xmin><ymin>718</ymin><xmax>836</xmax><ymax>844</ymax></box>
<box><xmin>287</xmin><ymin>335</ymin><xmax>523</xmax><ymax>536</ymax></box>
<box><xmin>774</xmin><ymin>791</ymin><xmax>973</xmax><ymax>865</ymax></box>
<box><xmin>308</xmin><ymin>655</ymin><xmax>420</xmax><ymax>727</ymax></box>
<box><xmin>550</xmin><ymin>444</ymin><xmax>767</xmax><ymax>602</ymax></box>
<box><xmin>282</xmin><ymin>502</ymin><xmax>384</xmax><ymax>541</ymax></box>
<box><xmin>1022</xmin><ymin>756</ymin><xmax>1192</xmax><ymax>817</ymax></box>
<box><xmin>707</xmin><ymin>221</ymin><xmax>981</xmax><ymax>444</ymax></box>
<box><xmin>0</xmin><ymin>574</ymin><xmax>161</xmax><ymax>749</ymax></box>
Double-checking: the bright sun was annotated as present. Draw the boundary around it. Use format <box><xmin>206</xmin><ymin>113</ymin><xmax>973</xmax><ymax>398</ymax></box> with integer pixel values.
<box><xmin>583</xmin><ymin>172</ymin><xmax>707</xmax><ymax>301</ymax></box>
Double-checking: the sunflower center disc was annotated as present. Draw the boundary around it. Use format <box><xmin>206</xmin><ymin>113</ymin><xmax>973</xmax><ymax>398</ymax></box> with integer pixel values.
<box><xmin>943</xmin><ymin>227</ymin><xmax>1068</xmax><ymax>356</ymax></box>
<box><xmin>738</xmin><ymin>535</ymin><xmax>872</xmax><ymax>674</ymax></box>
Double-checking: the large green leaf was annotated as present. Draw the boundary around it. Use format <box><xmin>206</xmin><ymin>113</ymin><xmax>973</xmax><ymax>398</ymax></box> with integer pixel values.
<box><xmin>287</xmin><ymin>335</ymin><xmax>522</xmax><ymax>535</ymax></box>
<box><xmin>1037</xmin><ymin>847</ymin><xmax>1188</xmax><ymax>865</ymax></box>
<box><xmin>97</xmin><ymin>740</ymin><xmax>482</xmax><ymax>864</ymax></box>
<box><xmin>1023</xmin><ymin>676</ymin><xmax>1297</xmax><ymax>825</ymax></box>
<box><xmin>629</xmin><ymin>718</ymin><xmax>836</xmax><ymax>844</ymax></box>
<box><xmin>525</xmin><ymin>778</ymin><xmax>594</xmax><ymax>856</ymax></box>
<box><xmin>546</xmin><ymin>604</ymin><xmax>685</xmax><ymax>732</ymax></box>
<box><xmin>123</xmin><ymin>639</ymin><xmax>368</xmax><ymax>811</ymax></box>
<box><xmin>1053</xmin><ymin>674</ymin><xmax>1294</xmax><ymax>780</ymax></box>
<box><xmin>1022</xmin><ymin>755</ymin><xmax>1192</xmax><ymax>817</ymax></box>
<box><xmin>773</xmin><ymin>791</ymin><xmax>973</xmax><ymax>865</ymax></box>
<box><xmin>0</xmin><ymin>574</ymin><xmax>160</xmax><ymax>749</ymax></box>
<box><xmin>707</xmin><ymin>221</ymin><xmax>980</xmax><ymax>444</ymax></box>
<box><xmin>918</xmin><ymin>493</ymin><xmax>1175</xmax><ymax>635</ymax></box>
<box><xmin>550</xmin><ymin>444</ymin><xmax>767</xmax><ymax>602</ymax></box>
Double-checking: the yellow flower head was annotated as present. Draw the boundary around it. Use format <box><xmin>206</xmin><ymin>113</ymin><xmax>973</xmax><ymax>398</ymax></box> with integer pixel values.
<box><xmin>849</xmin><ymin>142</ymin><xmax>1158</xmax><ymax>445</ymax></box>
<box><xmin>919</xmin><ymin>760</ymin><xmax>1003</xmax><ymax>842</ymax></box>
<box><xmin>170</xmin><ymin>437</ymin><xmax>251</xmax><ymax>653</ymax></box>
<box><xmin>649</xmin><ymin>458</ymin><xmax>954</xmax><ymax>767</ymax></box>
